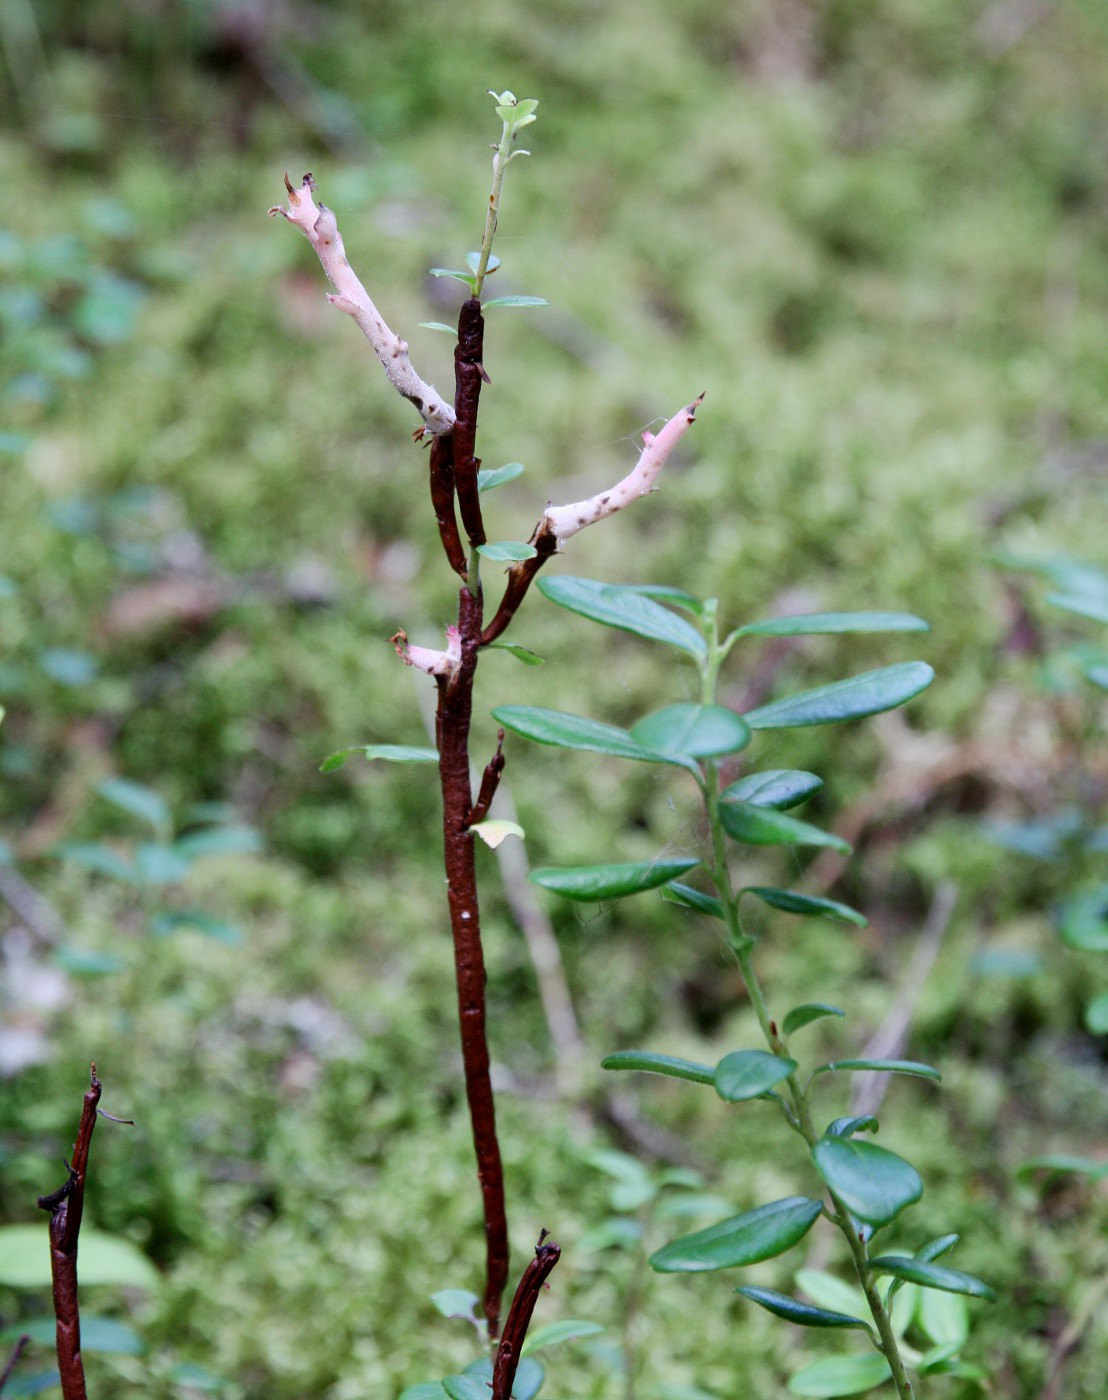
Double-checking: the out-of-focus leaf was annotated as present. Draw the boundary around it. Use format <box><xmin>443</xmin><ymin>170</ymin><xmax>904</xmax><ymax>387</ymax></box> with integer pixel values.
<box><xmin>0</xmin><ymin>1226</ymin><xmax>157</xmax><ymax>1289</ymax></box>
<box><xmin>734</xmin><ymin>612</ymin><xmax>929</xmax><ymax>638</ymax></box>
<box><xmin>531</xmin><ymin>859</ymin><xmax>698</xmax><ymax>902</ymax></box>
<box><xmin>476</xmin><ymin>540</ymin><xmax>538</xmax><ymax>562</ymax></box>
<box><xmin>96</xmin><ymin>778</ymin><xmax>168</xmax><ymax>830</ymax></box>
<box><xmin>150</xmin><ymin>911</ymin><xmax>242</xmax><ymax>945</ymax></box>
<box><xmin>321</xmin><ymin>744</ymin><xmax>439</xmax><ymax>772</ymax></box>
<box><xmin>54</xmin><ymin>842</ymin><xmax>135</xmax><ymax>884</ymax></box>
<box><xmin>1058</xmin><ymin>887</ymin><xmax>1108</xmax><ymax>952</ymax></box>
<box><xmin>521</xmin><ymin>1320</ymin><xmax>604</xmax><ymax>1355</ymax></box>
<box><xmin>787</xmin><ymin>1353</ymin><xmax>892</xmax><ymax>1396</ymax></box>
<box><xmin>601</xmin><ymin>1050</ymin><xmax>715</xmax><ymax>1085</ymax></box>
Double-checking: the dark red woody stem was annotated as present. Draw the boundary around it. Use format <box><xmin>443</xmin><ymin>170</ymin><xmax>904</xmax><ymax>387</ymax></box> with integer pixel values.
<box><xmin>491</xmin><ymin>1231</ymin><xmax>562</xmax><ymax>1400</ymax></box>
<box><xmin>453</xmin><ymin>297</ymin><xmax>488</xmax><ymax>549</ymax></box>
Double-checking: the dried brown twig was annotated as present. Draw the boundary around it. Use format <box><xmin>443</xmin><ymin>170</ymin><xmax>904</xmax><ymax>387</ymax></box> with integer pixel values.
<box><xmin>491</xmin><ymin>1232</ymin><xmax>561</xmax><ymax>1400</ymax></box>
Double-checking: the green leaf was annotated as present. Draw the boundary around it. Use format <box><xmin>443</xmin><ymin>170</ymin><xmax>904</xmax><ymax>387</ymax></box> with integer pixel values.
<box><xmin>624</xmin><ymin>584</ymin><xmax>705</xmax><ymax>615</ymax></box>
<box><xmin>867</xmin><ymin>1256</ymin><xmax>995</xmax><ymax>1301</ymax></box>
<box><xmin>915</xmin><ymin>1233</ymin><xmax>959</xmax><ymax>1263</ymax></box>
<box><xmin>465</xmin><ymin>251</ymin><xmax>501</xmax><ymax>275</ymax></box>
<box><xmin>662</xmin><ymin>882</ymin><xmax>725</xmax><ymax>919</ymax></box>
<box><xmin>174</xmin><ymin>825</ymin><xmax>263</xmax><ymax>859</ymax></box>
<box><xmin>783</xmin><ymin>1004</ymin><xmax>846</xmax><ymax>1037</ymax></box>
<box><xmin>522</xmin><ymin>1320</ymin><xmax>604</xmax><ymax>1356</ymax></box>
<box><xmin>531</xmin><ymin>858</ymin><xmax>699</xmax><ymax>902</ymax></box>
<box><xmin>795</xmin><ymin>1269</ymin><xmax>868</xmax><ymax>1320</ymax></box>
<box><xmin>493</xmin><ymin>706</ymin><xmax>697</xmax><ymax>771</ymax></box>
<box><xmin>418</xmin><ymin>321</ymin><xmax>456</xmax><ymax>334</ymax></box>
<box><xmin>787</xmin><ymin>1353</ymin><xmax>892</xmax><ymax>1397</ymax></box>
<box><xmin>133</xmin><ymin>843</ymin><xmax>192</xmax><ymax>885</ymax></box>
<box><xmin>744</xmin><ymin>663</ymin><xmax>935</xmax><ymax>729</ymax></box>
<box><xmin>477</xmin><ymin>462</ymin><xmax>525</xmax><ymax>493</ymax></box>
<box><xmin>714</xmin><ymin>1050</ymin><xmax>797</xmax><ymax>1102</ymax></box>
<box><xmin>745</xmin><ymin>888</ymin><xmax>866</xmax><ymax>926</ymax></box>
<box><xmin>812</xmin><ymin>1060</ymin><xmax>941</xmax><ymax>1085</ymax></box>
<box><xmin>96</xmin><ymin>778</ymin><xmax>168</xmax><ymax>830</ymax></box>
<box><xmin>630</xmin><ymin>703</ymin><xmax>751</xmax><ymax>759</ymax></box>
<box><xmin>1</xmin><ymin>1370</ymin><xmax>61</xmax><ymax>1397</ymax></box>
<box><xmin>483</xmin><ymin>295</ymin><xmax>549</xmax><ymax>309</ymax></box>
<box><xmin>826</xmin><ymin>1117</ymin><xmax>879</xmax><ymax>1139</ymax></box>
<box><xmin>736</xmin><ymin>1287</ymin><xmax>873</xmax><ymax>1332</ymax></box>
<box><xmin>54</xmin><ymin>841</ymin><xmax>136</xmax><ymax>884</ymax></box>
<box><xmin>442</xmin><ymin>1377</ymin><xmax>489</xmax><ymax>1400</ymax></box>
<box><xmin>0</xmin><ymin>1316</ymin><xmax>143</xmax><ymax>1355</ymax></box>
<box><xmin>721</xmin><ymin>770</ymin><xmax>823</xmax><ymax>809</ymax></box>
<box><xmin>39</xmin><ymin>646</ymin><xmax>98</xmax><ymax>686</ymax></box>
<box><xmin>536</xmin><ymin>576</ymin><xmax>707</xmax><ymax>657</ymax></box>
<box><xmin>0</xmin><ymin>1226</ymin><xmax>158</xmax><ymax>1289</ymax></box>
<box><xmin>430</xmin><ymin>1289</ymin><xmax>479</xmax><ymax>1322</ymax></box>
<box><xmin>1017</xmin><ymin>1154</ymin><xmax>1108</xmax><ymax>1181</ymax></box>
<box><xmin>477</xmin><ymin>540</ymin><xmax>538</xmax><ymax>562</ymax></box>
<box><xmin>918</xmin><ymin>1286</ymin><xmax>970</xmax><ymax>1347</ymax></box>
<box><xmin>649</xmin><ymin>1196</ymin><xmax>822</xmax><ymax>1273</ymax></box>
<box><xmin>1058</xmin><ymin>887</ymin><xmax>1108</xmax><ymax>952</ymax></box>
<box><xmin>54</xmin><ymin>947</ymin><xmax>126</xmax><ymax>976</ymax></box>
<box><xmin>428</xmin><ymin>268</ymin><xmax>477</xmax><ymax>288</ymax></box>
<box><xmin>735</xmin><ymin>612</ymin><xmax>929</xmax><ymax>638</ymax></box>
<box><xmin>1086</xmin><ymin>993</ymin><xmax>1108</xmax><ymax>1034</ymax></box>
<box><xmin>485</xmin><ymin>644</ymin><xmax>544</xmax><ymax>671</ymax></box>
<box><xmin>1048</xmin><ymin>591</ymin><xmax>1108</xmax><ymax>623</ymax></box>
<box><xmin>150</xmin><ymin>911</ymin><xmax>242</xmax><ymax>945</ymax></box>
<box><xmin>399</xmin><ymin>1387</ymin><xmax>448</xmax><ymax>1400</ymax></box>
<box><xmin>320</xmin><ymin>744</ymin><xmax>439</xmax><ymax>772</ymax></box>
<box><xmin>720</xmin><ymin>803</ymin><xmax>850</xmax><ymax>854</ymax></box>
<box><xmin>601</xmin><ymin>1050</ymin><xmax>715</xmax><ymax>1085</ymax></box>
<box><xmin>812</xmin><ymin>1138</ymin><xmax>923</xmax><ymax>1227</ymax></box>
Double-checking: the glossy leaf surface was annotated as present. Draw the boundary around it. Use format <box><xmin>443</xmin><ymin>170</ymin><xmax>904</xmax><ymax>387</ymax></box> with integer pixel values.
<box><xmin>601</xmin><ymin>1050</ymin><xmax>715</xmax><ymax>1085</ymax></box>
<box><xmin>477</xmin><ymin>462</ymin><xmax>525</xmax><ymax>492</ymax></box>
<box><xmin>782</xmin><ymin>1003</ymin><xmax>845</xmax><ymax>1037</ymax></box>
<box><xmin>476</xmin><ymin>540</ymin><xmax>537</xmax><ymax>562</ymax></box>
<box><xmin>537</xmin><ymin>576</ymin><xmax>707</xmax><ymax>656</ymax></box>
<box><xmin>493</xmin><ymin>706</ymin><xmax>696</xmax><ymax>771</ymax></box>
<box><xmin>722</xmin><ymin>769</ymin><xmax>823</xmax><ymax>809</ymax></box>
<box><xmin>721</xmin><ymin>802</ymin><xmax>850</xmax><ymax>854</ymax></box>
<box><xmin>735</xmin><ymin>611</ymin><xmax>929</xmax><ymax>638</ymax></box>
<box><xmin>663</xmin><ymin>881</ymin><xmax>725</xmax><ymax>919</ymax></box>
<box><xmin>630</xmin><ymin>703</ymin><xmax>751</xmax><ymax>758</ymax></box>
<box><xmin>650</xmin><ymin>1196</ymin><xmax>822</xmax><ymax>1273</ymax></box>
<box><xmin>745</xmin><ymin>887</ymin><xmax>866</xmax><ymax>926</ymax></box>
<box><xmin>321</xmin><ymin>744</ymin><xmax>438</xmax><ymax>772</ymax></box>
<box><xmin>812</xmin><ymin>1138</ymin><xmax>923</xmax><ymax>1227</ymax></box>
<box><xmin>744</xmin><ymin>663</ymin><xmax>934</xmax><ymax>729</ymax></box>
<box><xmin>531</xmin><ymin>858</ymin><xmax>699</xmax><ymax>902</ymax></box>
<box><xmin>735</xmin><ymin>1287</ymin><xmax>871</xmax><ymax>1331</ymax></box>
<box><xmin>868</xmin><ymin>1256</ymin><xmax>996</xmax><ymax>1301</ymax></box>
<box><xmin>714</xmin><ymin>1049</ymin><xmax>797</xmax><ymax>1101</ymax></box>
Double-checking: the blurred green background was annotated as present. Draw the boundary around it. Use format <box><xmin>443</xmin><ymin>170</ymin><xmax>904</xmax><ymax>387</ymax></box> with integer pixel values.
<box><xmin>1</xmin><ymin>1</ymin><xmax>1106</xmax><ymax>1397</ymax></box>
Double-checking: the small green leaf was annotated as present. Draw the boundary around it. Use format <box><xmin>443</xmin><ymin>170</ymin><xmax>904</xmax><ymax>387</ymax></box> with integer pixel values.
<box><xmin>918</xmin><ymin>1286</ymin><xmax>969</xmax><ymax>1347</ymax></box>
<box><xmin>915</xmin><ymin>1233</ymin><xmax>960</xmax><ymax>1263</ymax></box>
<box><xmin>465</xmin><ymin>251</ymin><xmax>501</xmax><ymax>275</ymax></box>
<box><xmin>812</xmin><ymin>1137</ymin><xmax>923</xmax><ymax>1228</ymax></box>
<box><xmin>477</xmin><ymin>462</ymin><xmax>525</xmax><ymax>492</ymax></box>
<box><xmin>630</xmin><ymin>703</ymin><xmax>751</xmax><ymax>759</ymax></box>
<box><xmin>54</xmin><ymin>842</ymin><xmax>136</xmax><ymax>884</ymax></box>
<box><xmin>736</xmin><ymin>1287</ymin><xmax>873</xmax><ymax>1332</ymax></box>
<box><xmin>133</xmin><ymin>843</ymin><xmax>192</xmax><ymax>886</ymax></box>
<box><xmin>537</xmin><ymin>576</ymin><xmax>707</xmax><ymax>657</ymax></box>
<box><xmin>1086</xmin><ymin>993</ymin><xmax>1108</xmax><ymax>1034</ymax></box>
<box><xmin>826</xmin><ymin>1117</ymin><xmax>879</xmax><ymax>1139</ymax></box>
<box><xmin>867</xmin><ymin>1256</ymin><xmax>995</xmax><ymax>1301</ymax></box>
<box><xmin>714</xmin><ymin>1049</ymin><xmax>797</xmax><ymax>1102</ymax></box>
<box><xmin>787</xmin><ymin>1353</ymin><xmax>893</xmax><ymax>1397</ymax></box>
<box><xmin>399</xmin><ymin>1386</ymin><xmax>448</xmax><ymax>1400</ymax></box>
<box><xmin>812</xmin><ymin>1060</ymin><xmax>941</xmax><ymax>1085</ymax></box>
<box><xmin>1058</xmin><ymin>887</ymin><xmax>1108</xmax><ymax>952</ymax></box>
<box><xmin>601</xmin><ymin>1050</ymin><xmax>715</xmax><ymax>1085</ymax></box>
<box><xmin>783</xmin><ymin>1003</ymin><xmax>846</xmax><ymax>1037</ymax></box>
<box><xmin>722</xmin><ymin>770</ymin><xmax>823</xmax><ymax>809</ymax></box>
<box><xmin>493</xmin><ymin>706</ymin><xmax>697</xmax><ymax>772</ymax></box>
<box><xmin>321</xmin><ymin>744</ymin><xmax>439</xmax><ymax>772</ymax></box>
<box><xmin>483</xmin><ymin>295</ymin><xmax>549</xmax><ymax>309</ymax></box>
<box><xmin>531</xmin><ymin>858</ymin><xmax>699</xmax><ymax>902</ymax></box>
<box><xmin>486</xmin><ymin>636</ymin><xmax>543</xmax><ymax>664</ymax></box>
<box><xmin>150</xmin><ymin>911</ymin><xmax>242</xmax><ymax>945</ymax></box>
<box><xmin>521</xmin><ymin>1320</ymin><xmax>604</xmax><ymax>1356</ymax></box>
<box><xmin>477</xmin><ymin>540</ymin><xmax>538</xmax><ymax>562</ymax></box>
<box><xmin>40</xmin><ymin>647</ymin><xmax>98</xmax><ymax>686</ymax></box>
<box><xmin>0</xmin><ymin>1226</ymin><xmax>158</xmax><ymax>1289</ymax></box>
<box><xmin>442</xmin><ymin>1377</ymin><xmax>489</xmax><ymax>1400</ymax></box>
<box><xmin>418</xmin><ymin>321</ymin><xmax>457</xmax><ymax>334</ymax></box>
<box><xmin>174</xmin><ymin>825</ymin><xmax>262</xmax><ymax>859</ymax></box>
<box><xmin>662</xmin><ymin>881</ymin><xmax>725</xmax><ymax>919</ymax></box>
<box><xmin>735</xmin><ymin>612</ymin><xmax>929</xmax><ymax>638</ymax></box>
<box><xmin>720</xmin><ymin>803</ymin><xmax>850</xmax><ymax>854</ymax></box>
<box><xmin>430</xmin><ymin>1288</ymin><xmax>479</xmax><ymax>1322</ymax></box>
<box><xmin>745</xmin><ymin>888</ymin><xmax>866</xmax><ymax>926</ymax></box>
<box><xmin>1047</xmin><ymin>591</ymin><xmax>1108</xmax><ymax>623</ymax></box>
<box><xmin>428</xmin><ymin>268</ymin><xmax>477</xmax><ymax>288</ymax></box>
<box><xmin>470</xmin><ymin>819</ymin><xmax>524</xmax><ymax>849</ymax></box>
<box><xmin>1</xmin><ymin>1316</ymin><xmax>143</xmax><ymax>1355</ymax></box>
<box><xmin>624</xmin><ymin>583</ymin><xmax>704</xmax><ymax>615</ymax></box>
<box><xmin>1017</xmin><ymin>1155</ymin><xmax>1108</xmax><ymax>1181</ymax></box>
<box><xmin>744</xmin><ymin>663</ymin><xmax>934</xmax><ymax>729</ymax></box>
<box><xmin>96</xmin><ymin>778</ymin><xmax>168</xmax><ymax>831</ymax></box>
<box><xmin>795</xmin><ymin>1269</ymin><xmax>868</xmax><ymax>1321</ymax></box>
<box><xmin>650</xmin><ymin>1196</ymin><xmax>823</xmax><ymax>1273</ymax></box>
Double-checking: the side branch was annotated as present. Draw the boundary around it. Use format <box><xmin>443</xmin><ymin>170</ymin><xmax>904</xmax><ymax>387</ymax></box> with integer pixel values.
<box><xmin>269</xmin><ymin>174</ymin><xmax>455</xmax><ymax>437</ymax></box>
<box><xmin>37</xmin><ymin>1065</ymin><xmax>102</xmax><ymax>1400</ymax></box>
<box><xmin>468</xmin><ymin>729</ymin><xmax>506</xmax><ymax>827</ymax></box>
<box><xmin>491</xmin><ymin>1231</ymin><xmax>561</xmax><ymax>1400</ymax></box>
<box><xmin>428</xmin><ymin>435</ymin><xmax>468</xmax><ymax>577</ymax></box>
<box><xmin>453</xmin><ymin>297</ymin><xmax>488</xmax><ymax>548</ymax></box>
<box><xmin>481</xmin><ymin>394</ymin><xmax>703</xmax><ymax>645</ymax></box>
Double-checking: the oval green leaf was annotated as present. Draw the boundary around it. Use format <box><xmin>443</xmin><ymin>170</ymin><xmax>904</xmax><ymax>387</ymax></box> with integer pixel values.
<box><xmin>662</xmin><ymin>881</ymin><xmax>725</xmax><ymax>919</ymax></box>
<box><xmin>812</xmin><ymin>1137</ymin><xmax>923</xmax><ymax>1228</ymax></box>
<box><xmin>419</xmin><ymin>321</ymin><xmax>456</xmax><ymax>335</ymax></box>
<box><xmin>744</xmin><ymin>663</ymin><xmax>935</xmax><ymax>730</ymax></box>
<box><xmin>736</xmin><ymin>1286</ymin><xmax>872</xmax><ymax>1332</ymax></box>
<box><xmin>443</xmin><ymin>1377</ymin><xmax>490</xmax><ymax>1400</ymax></box>
<box><xmin>601</xmin><ymin>1050</ymin><xmax>715</xmax><ymax>1085</ymax></box>
<box><xmin>0</xmin><ymin>1226</ymin><xmax>158</xmax><ymax>1289</ymax></box>
<box><xmin>537</xmin><ymin>576</ymin><xmax>707</xmax><ymax>657</ymax></box>
<box><xmin>521</xmin><ymin>1320</ymin><xmax>604</xmax><ymax>1356</ymax></box>
<box><xmin>745</xmin><ymin>887</ymin><xmax>866</xmax><ymax>926</ymax></box>
<box><xmin>493</xmin><ymin>705</ymin><xmax>697</xmax><ymax>771</ymax></box>
<box><xmin>630</xmin><ymin>703</ymin><xmax>751</xmax><ymax>759</ymax></box>
<box><xmin>787</xmin><ymin>1353</ymin><xmax>893</xmax><ymax>1397</ymax></box>
<box><xmin>722</xmin><ymin>770</ymin><xmax>824</xmax><ymax>809</ymax></box>
<box><xmin>321</xmin><ymin>744</ymin><xmax>438</xmax><ymax>772</ymax></box>
<box><xmin>96</xmin><ymin>778</ymin><xmax>168</xmax><ymax>831</ymax></box>
<box><xmin>429</xmin><ymin>268</ymin><xmax>477</xmax><ymax>288</ymax></box>
<box><xmin>867</xmin><ymin>1256</ymin><xmax>995</xmax><ymax>1302</ymax></box>
<box><xmin>721</xmin><ymin>803</ymin><xmax>850</xmax><ymax>854</ymax></box>
<box><xmin>477</xmin><ymin>462</ymin><xmax>525</xmax><ymax>493</ymax></box>
<box><xmin>3</xmin><ymin>1316</ymin><xmax>144</xmax><ymax>1356</ymax></box>
<box><xmin>812</xmin><ymin>1060</ymin><xmax>941</xmax><ymax>1084</ymax></box>
<box><xmin>783</xmin><ymin>1003</ymin><xmax>846</xmax><ymax>1037</ymax></box>
<box><xmin>735</xmin><ymin>612</ymin><xmax>929</xmax><ymax>639</ymax></box>
<box><xmin>1058</xmin><ymin>887</ymin><xmax>1108</xmax><ymax>952</ymax></box>
<box><xmin>1086</xmin><ymin>993</ymin><xmax>1108</xmax><ymax>1034</ymax></box>
<box><xmin>482</xmin><ymin>295</ymin><xmax>549</xmax><ymax>309</ymax></box>
<box><xmin>465</xmin><ymin>251</ymin><xmax>501</xmax><ymax>274</ymax></box>
<box><xmin>714</xmin><ymin>1049</ymin><xmax>797</xmax><ymax>1102</ymax></box>
<box><xmin>649</xmin><ymin>1196</ymin><xmax>822</xmax><ymax>1273</ymax></box>
<box><xmin>477</xmin><ymin>540</ymin><xmax>538</xmax><ymax>562</ymax></box>
<box><xmin>485</xmin><ymin>640</ymin><xmax>545</xmax><ymax>665</ymax></box>
<box><xmin>430</xmin><ymin>1288</ymin><xmax>479</xmax><ymax>1321</ymax></box>
<box><xmin>530</xmin><ymin>858</ymin><xmax>699</xmax><ymax>902</ymax></box>
<box><xmin>624</xmin><ymin>583</ymin><xmax>705</xmax><ymax>615</ymax></box>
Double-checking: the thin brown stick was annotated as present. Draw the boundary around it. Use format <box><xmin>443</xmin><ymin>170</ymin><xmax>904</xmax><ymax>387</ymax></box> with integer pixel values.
<box><xmin>0</xmin><ymin>1336</ymin><xmax>30</xmax><ymax>1395</ymax></box>
<box><xmin>480</xmin><ymin>536</ymin><xmax>560</xmax><ymax>647</ymax></box>
<box><xmin>428</xmin><ymin>433</ymin><xmax>468</xmax><ymax>578</ymax></box>
<box><xmin>468</xmin><ymin>729</ymin><xmax>506</xmax><ymax>828</ymax></box>
<box><xmin>37</xmin><ymin>1065</ymin><xmax>102</xmax><ymax>1400</ymax></box>
<box><xmin>491</xmin><ymin>1231</ymin><xmax>561</xmax><ymax>1400</ymax></box>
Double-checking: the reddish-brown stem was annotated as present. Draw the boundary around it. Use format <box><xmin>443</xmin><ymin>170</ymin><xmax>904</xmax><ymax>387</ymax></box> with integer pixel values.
<box><xmin>436</xmin><ymin>585</ymin><xmax>509</xmax><ymax>1338</ymax></box>
<box><xmin>453</xmin><ymin>297</ymin><xmax>488</xmax><ymax>548</ymax></box>
<box><xmin>428</xmin><ymin>433</ymin><xmax>468</xmax><ymax>578</ymax></box>
<box><xmin>480</xmin><ymin>528</ymin><xmax>560</xmax><ymax>646</ymax></box>
<box><xmin>491</xmin><ymin>1231</ymin><xmax>561</xmax><ymax>1400</ymax></box>
<box><xmin>37</xmin><ymin>1065</ymin><xmax>102</xmax><ymax>1400</ymax></box>
<box><xmin>468</xmin><ymin>729</ymin><xmax>506</xmax><ymax>828</ymax></box>
<box><xmin>0</xmin><ymin>1336</ymin><xmax>30</xmax><ymax>1394</ymax></box>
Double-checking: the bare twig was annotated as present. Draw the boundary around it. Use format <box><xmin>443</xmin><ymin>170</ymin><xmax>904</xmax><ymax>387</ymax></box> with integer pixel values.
<box><xmin>491</xmin><ymin>1231</ymin><xmax>561</xmax><ymax>1400</ymax></box>
<box><xmin>0</xmin><ymin>1336</ymin><xmax>30</xmax><ymax>1395</ymax></box>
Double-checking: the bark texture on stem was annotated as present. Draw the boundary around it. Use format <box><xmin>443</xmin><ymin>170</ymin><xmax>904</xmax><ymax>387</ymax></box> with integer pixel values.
<box><xmin>436</xmin><ymin>585</ymin><xmax>509</xmax><ymax>1338</ymax></box>
<box><xmin>491</xmin><ymin>1231</ymin><xmax>561</xmax><ymax>1400</ymax></box>
<box><xmin>453</xmin><ymin>297</ymin><xmax>488</xmax><ymax>548</ymax></box>
<box><xmin>36</xmin><ymin>1066</ymin><xmax>102</xmax><ymax>1400</ymax></box>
